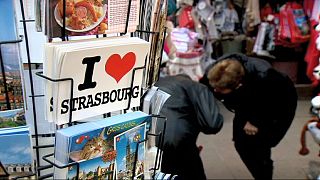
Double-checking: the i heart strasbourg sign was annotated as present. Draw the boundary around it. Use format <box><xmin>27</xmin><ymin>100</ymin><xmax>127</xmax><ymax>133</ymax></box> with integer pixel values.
<box><xmin>54</xmin><ymin>41</ymin><xmax>150</xmax><ymax>124</ymax></box>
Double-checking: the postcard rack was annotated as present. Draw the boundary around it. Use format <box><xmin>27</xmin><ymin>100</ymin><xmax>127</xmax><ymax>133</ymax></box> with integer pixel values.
<box><xmin>0</xmin><ymin>38</ymin><xmax>37</xmax><ymax>180</ymax></box>
<box><xmin>7</xmin><ymin>0</ymin><xmax>169</xmax><ymax>179</ymax></box>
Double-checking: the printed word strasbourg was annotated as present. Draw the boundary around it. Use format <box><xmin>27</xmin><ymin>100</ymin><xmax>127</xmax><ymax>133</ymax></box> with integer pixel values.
<box><xmin>60</xmin><ymin>86</ymin><xmax>140</xmax><ymax>114</ymax></box>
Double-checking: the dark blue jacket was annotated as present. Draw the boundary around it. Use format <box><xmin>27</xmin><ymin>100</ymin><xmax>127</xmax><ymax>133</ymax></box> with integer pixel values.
<box><xmin>200</xmin><ymin>53</ymin><xmax>297</xmax><ymax>147</ymax></box>
<box><xmin>155</xmin><ymin>74</ymin><xmax>223</xmax><ymax>180</ymax></box>
<box><xmin>156</xmin><ymin>75</ymin><xmax>223</xmax><ymax>145</ymax></box>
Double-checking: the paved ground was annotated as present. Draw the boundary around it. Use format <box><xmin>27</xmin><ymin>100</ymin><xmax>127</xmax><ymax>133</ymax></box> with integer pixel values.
<box><xmin>198</xmin><ymin>100</ymin><xmax>320</xmax><ymax>179</ymax></box>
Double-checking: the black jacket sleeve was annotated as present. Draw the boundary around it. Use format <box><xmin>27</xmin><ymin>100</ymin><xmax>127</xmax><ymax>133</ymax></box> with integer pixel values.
<box><xmin>190</xmin><ymin>84</ymin><xmax>224</xmax><ymax>134</ymax></box>
<box><xmin>241</xmin><ymin>69</ymin><xmax>294</xmax><ymax>128</ymax></box>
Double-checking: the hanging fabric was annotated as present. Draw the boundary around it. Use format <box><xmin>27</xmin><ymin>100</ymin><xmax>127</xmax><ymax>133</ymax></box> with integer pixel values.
<box><xmin>243</xmin><ymin>0</ymin><xmax>261</xmax><ymax>33</ymax></box>
<box><xmin>221</xmin><ymin>5</ymin><xmax>239</xmax><ymax>32</ymax></box>
<box><xmin>303</xmin><ymin>0</ymin><xmax>315</xmax><ymax>17</ymax></box>
<box><xmin>311</xmin><ymin>0</ymin><xmax>320</xmax><ymax>21</ymax></box>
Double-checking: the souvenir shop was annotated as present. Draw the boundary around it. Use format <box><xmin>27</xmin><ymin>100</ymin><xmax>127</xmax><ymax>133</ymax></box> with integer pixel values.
<box><xmin>0</xmin><ymin>0</ymin><xmax>320</xmax><ymax>179</ymax></box>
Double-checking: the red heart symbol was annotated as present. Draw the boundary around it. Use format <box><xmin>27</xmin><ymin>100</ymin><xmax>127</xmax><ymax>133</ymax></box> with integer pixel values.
<box><xmin>105</xmin><ymin>52</ymin><xmax>136</xmax><ymax>83</ymax></box>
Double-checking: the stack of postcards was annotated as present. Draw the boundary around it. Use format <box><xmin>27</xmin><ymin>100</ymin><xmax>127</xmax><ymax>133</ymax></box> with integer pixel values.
<box><xmin>0</xmin><ymin>126</ymin><xmax>34</xmax><ymax>179</ymax></box>
<box><xmin>43</xmin><ymin>36</ymin><xmax>150</xmax><ymax>125</ymax></box>
<box><xmin>54</xmin><ymin>111</ymin><xmax>150</xmax><ymax>179</ymax></box>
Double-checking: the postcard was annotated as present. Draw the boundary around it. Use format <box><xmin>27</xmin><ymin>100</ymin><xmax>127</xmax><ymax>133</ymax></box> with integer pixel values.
<box><xmin>114</xmin><ymin>123</ymin><xmax>146</xmax><ymax>179</ymax></box>
<box><xmin>47</xmin><ymin>0</ymin><xmax>139</xmax><ymax>39</ymax></box>
<box><xmin>0</xmin><ymin>128</ymin><xmax>34</xmax><ymax>179</ymax></box>
<box><xmin>54</xmin><ymin>111</ymin><xmax>150</xmax><ymax>179</ymax></box>
<box><xmin>0</xmin><ymin>44</ymin><xmax>25</xmax><ymax>111</ymax></box>
<box><xmin>67</xmin><ymin>156</ymin><xmax>115</xmax><ymax>180</ymax></box>
<box><xmin>54</xmin><ymin>111</ymin><xmax>150</xmax><ymax>164</ymax></box>
<box><xmin>43</xmin><ymin>37</ymin><xmax>150</xmax><ymax>125</ymax></box>
<box><xmin>0</xmin><ymin>108</ymin><xmax>26</xmax><ymax>128</ymax></box>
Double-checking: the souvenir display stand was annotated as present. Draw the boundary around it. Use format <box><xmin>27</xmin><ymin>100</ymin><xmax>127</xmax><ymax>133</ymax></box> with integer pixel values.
<box><xmin>1</xmin><ymin>0</ymin><xmax>168</xmax><ymax>179</ymax></box>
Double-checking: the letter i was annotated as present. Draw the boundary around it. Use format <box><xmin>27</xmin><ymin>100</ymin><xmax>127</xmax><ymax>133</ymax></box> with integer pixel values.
<box><xmin>78</xmin><ymin>56</ymin><xmax>101</xmax><ymax>91</ymax></box>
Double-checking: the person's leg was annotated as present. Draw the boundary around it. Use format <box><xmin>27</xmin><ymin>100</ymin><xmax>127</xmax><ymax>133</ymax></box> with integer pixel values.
<box><xmin>234</xmin><ymin>141</ymin><xmax>273</xmax><ymax>180</ymax></box>
<box><xmin>161</xmin><ymin>145</ymin><xmax>206</xmax><ymax>180</ymax></box>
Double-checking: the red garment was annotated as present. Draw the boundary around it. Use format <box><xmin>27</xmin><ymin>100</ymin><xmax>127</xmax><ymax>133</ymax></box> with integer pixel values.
<box><xmin>178</xmin><ymin>6</ymin><xmax>194</xmax><ymax>29</ymax></box>
<box><xmin>305</xmin><ymin>20</ymin><xmax>320</xmax><ymax>86</ymax></box>
<box><xmin>260</xmin><ymin>5</ymin><xmax>273</xmax><ymax>21</ymax></box>
<box><xmin>304</xmin><ymin>0</ymin><xmax>315</xmax><ymax>17</ymax></box>
<box><xmin>287</xmin><ymin>2</ymin><xmax>310</xmax><ymax>44</ymax></box>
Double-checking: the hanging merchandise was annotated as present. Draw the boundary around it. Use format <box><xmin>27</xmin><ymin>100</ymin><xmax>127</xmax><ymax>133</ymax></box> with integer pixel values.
<box><xmin>278</xmin><ymin>5</ymin><xmax>297</xmax><ymax>46</ymax></box>
<box><xmin>311</xmin><ymin>0</ymin><xmax>320</xmax><ymax>21</ymax></box>
<box><xmin>243</xmin><ymin>0</ymin><xmax>261</xmax><ymax>34</ymax></box>
<box><xmin>279</xmin><ymin>2</ymin><xmax>310</xmax><ymax>45</ymax></box>
<box><xmin>168</xmin><ymin>27</ymin><xmax>204</xmax><ymax>81</ymax></box>
<box><xmin>274</xmin><ymin>11</ymin><xmax>297</xmax><ymax>48</ymax></box>
<box><xmin>171</xmin><ymin>27</ymin><xmax>199</xmax><ymax>53</ymax></box>
<box><xmin>196</xmin><ymin>0</ymin><xmax>214</xmax><ymax>21</ymax></box>
<box><xmin>287</xmin><ymin>2</ymin><xmax>310</xmax><ymax>44</ymax></box>
<box><xmin>253</xmin><ymin>22</ymin><xmax>275</xmax><ymax>58</ymax></box>
<box><xmin>194</xmin><ymin>0</ymin><xmax>219</xmax><ymax>40</ymax></box>
<box><xmin>167</xmin><ymin>51</ymin><xmax>204</xmax><ymax>81</ymax></box>
<box><xmin>303</xmin><ymin>0</ymin><xmax>315</xmax><ymax>18</ymax></box>
<box><xmin>220</xmin><ymin>1</ymin><xmax>239</xmax><ymax>33</ymax></box>
<box><xmin>213</xmin><ymin>0</ymin><xmax>226</xmax><ymax>31</ymax></box>
<box><xmin>260</xmin><ymin>3</ymin><xmax>273</xmax><ymax>22</ymax></box>
<box><xmin>191</xmin><ymin>5</ymin><xmax>217</xmax><ymax>67</ymax></box>
<box><xmin>178</xmin><ymin>5</ymin><xmax>195</xmax><ymax>29</ymax></box>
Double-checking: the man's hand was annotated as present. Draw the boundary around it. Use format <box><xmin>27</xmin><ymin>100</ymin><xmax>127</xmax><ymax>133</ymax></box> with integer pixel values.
<box><xmin>243</xmin><ymin>121</ymin><xmax>258</xmax><ymax>135</ymax></box>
